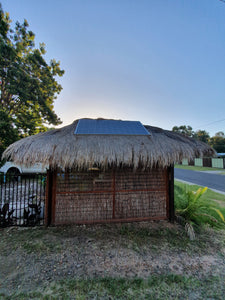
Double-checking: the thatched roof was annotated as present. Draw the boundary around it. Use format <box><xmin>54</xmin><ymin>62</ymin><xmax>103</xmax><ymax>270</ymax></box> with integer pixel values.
<box><xmin>2</xmin><ymin>118</ymin><xmax>215</xmax><ymax>170</ymax></box>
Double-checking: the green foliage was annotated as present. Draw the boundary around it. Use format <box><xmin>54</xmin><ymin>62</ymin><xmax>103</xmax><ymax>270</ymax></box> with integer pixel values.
<box><xmin>209</xmin><ymin>132</ymin><xmax>225</xmax><ymax>153</ymax></box>
<box><xmin>215</xmin><ymin>131</ymin><xmax>225</xmax><ymax>137</ymax></box>
<box><xmin>0</xmin><ymin>4</ymin><xmax>64</xmax><ymax>155</ymax></box>
<box><xmin>172</xmin><ymin>125</ymin><xmax>195</xmax><ymax>137</ymax></box>
<box><xmin>0</xmin><ymin>109</ymin><xmax>19</xmax><ymax>160</ymax></box>
<box><xmin>172</xmin><ymin>124</ymin><xmax>225</xmax><ymax>152</ymax></box>
<box><xmin>175</xmin><ymin>183</ymin><xmax>225</xmax><ymax>227</ymax></box>
<box><xmin>194</xmin><ymin>130</ymin><xmax>210</xmax><ymax>143</ymax></box>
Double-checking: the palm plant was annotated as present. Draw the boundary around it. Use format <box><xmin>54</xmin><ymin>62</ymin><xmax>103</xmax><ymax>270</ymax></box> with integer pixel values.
<box><xmin>175</xmin><ymin>185</ymin><xmax>224</xmax><ymax>239</ymax></box>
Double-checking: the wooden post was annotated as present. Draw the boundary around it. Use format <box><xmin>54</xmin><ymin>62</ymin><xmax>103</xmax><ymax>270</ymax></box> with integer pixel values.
<box><xmin>44</xmin><ymin>169</ymin><xmax>56</xmax><ymax>226</ymax></box>
<box><xmin>45</xmin><ymin>170</ymin><xmax>51</xmax><ymax>226</ymax></box>
<box><xmin>112</xmin><ymin>171</ymin><xmax>116</xmax><ymax>219</ymax></box>
<box><xmin>51</xmin><ymin>171</ymin><xmax>57</xmax><ymax>225</ymax></box>
<box><xmin>168</xmin><ymin>165</ymin><xmax>175</xmax><ymax>222</ymax></box>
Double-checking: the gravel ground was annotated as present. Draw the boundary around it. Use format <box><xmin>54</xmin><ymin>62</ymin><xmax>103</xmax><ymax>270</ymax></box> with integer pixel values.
<box><xmin>0</xmin><ymin>221</ymin><xmax>225</xmax><ymax>296</ymax></box>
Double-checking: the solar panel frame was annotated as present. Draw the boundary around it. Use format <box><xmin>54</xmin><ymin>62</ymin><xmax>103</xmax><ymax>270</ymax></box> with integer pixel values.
<box><xmin>74</xmin><ymin>119</ymin><xmax>150</xmax><ymax>135</ymax></box>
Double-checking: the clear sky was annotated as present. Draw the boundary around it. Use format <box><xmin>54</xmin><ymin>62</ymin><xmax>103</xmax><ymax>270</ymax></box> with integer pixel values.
<box><xmin>1</xmin><ymin>0</ymin><xmax>225</xmax><ymax>136</ymax></box>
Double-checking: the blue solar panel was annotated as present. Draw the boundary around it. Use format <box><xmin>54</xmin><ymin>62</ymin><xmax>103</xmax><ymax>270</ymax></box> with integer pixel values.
<box><xmin>74</xmin><ymin>119</ymin><xmax>150</xmax><ymax>135</ymax></box>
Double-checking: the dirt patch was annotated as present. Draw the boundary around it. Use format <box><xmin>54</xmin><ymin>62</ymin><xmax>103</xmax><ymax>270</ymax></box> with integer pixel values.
<box><xmin>0</xmin><ymin>221</ymin><xmax>225</xmax><ymax>295</ymax></box>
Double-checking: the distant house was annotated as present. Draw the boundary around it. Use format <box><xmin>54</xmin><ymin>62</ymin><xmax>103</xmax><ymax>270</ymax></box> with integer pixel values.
<box><xmin>3</xmin><ymin>118</ymin><xmax>214</xmax><ymax>225</ymax></box>
<box><xmin>217</xmin><ymin>153</ymin><xmax>225</xmax><ymax>157</ymax></box>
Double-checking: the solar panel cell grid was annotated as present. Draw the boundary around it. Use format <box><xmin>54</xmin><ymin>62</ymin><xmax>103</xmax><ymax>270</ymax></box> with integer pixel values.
<box><xmin>74</xmin><ymin>119</ymin><xmax>150</xmax><ymax>135</ymax></box>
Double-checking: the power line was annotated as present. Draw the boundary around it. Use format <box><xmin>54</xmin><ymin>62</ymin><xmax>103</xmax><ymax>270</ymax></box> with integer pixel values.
<box><xmin>195</xmin><ymin>118</ymin><xmax>225</xmax><ymax>130</ymax></box>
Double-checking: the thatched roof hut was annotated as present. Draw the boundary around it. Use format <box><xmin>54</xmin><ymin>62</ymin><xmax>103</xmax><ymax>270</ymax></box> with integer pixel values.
<box><xmin>2</xmin><ymin>118</ymin><xmax>215</xmax><ymax>226</ymax></box>
<box><xmin>2</xmin><ymin>118</ymin><xmax>214</xmax><ymax>170</ymax></box>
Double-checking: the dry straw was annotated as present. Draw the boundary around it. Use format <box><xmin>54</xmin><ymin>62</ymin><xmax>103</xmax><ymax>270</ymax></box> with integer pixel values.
<box><xmin>2</xmin><ymin>119</ymin><xmax>215</xmax><ymax>170</ymax></box>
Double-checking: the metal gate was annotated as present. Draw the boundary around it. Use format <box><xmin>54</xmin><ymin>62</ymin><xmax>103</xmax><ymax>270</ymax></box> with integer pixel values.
<box><xmin>0</xmin><ymin>173</ymin><xmax>46</xmax><ymax>227</ymax></box>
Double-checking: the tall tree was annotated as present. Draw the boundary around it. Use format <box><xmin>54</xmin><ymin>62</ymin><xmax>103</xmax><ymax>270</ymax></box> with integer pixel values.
<box><xmin>0</xmin><ymin>4</ymin><xmax>64</xmax><ymax>147</ymax></box>
<box><xmin>209</xmin><ymin>132</ymin><xmax>225</xmax><ymax>153</ymax></box>
<box><xmin>0</xmin><ymin>109</ymin><xmax>19</xmax><ymax>164</ymax></box>
<box><xmin>194</xmin><ymin>130</ymin><xmax>210</xmax><ymax>143</ymax></box>
<box><xmin>215</xmin><ymin>131</ymin><xmax>225</xmax><ymax>137</ymax></box>
<box><xmin>172</xmin><ymin>125</ymin><xmax>195</xmax><ymax>138</ymax></box>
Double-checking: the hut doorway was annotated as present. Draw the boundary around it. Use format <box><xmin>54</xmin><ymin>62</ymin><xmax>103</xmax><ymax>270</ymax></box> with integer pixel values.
<box><xmin>45</xmin><ymin>168</ymin><xmax>174</xmax><ymax>225</ymax></box>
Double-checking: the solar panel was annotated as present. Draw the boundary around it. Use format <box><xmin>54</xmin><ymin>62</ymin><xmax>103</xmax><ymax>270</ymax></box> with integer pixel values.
<box><xmin>74</xmin><ymin>119</ymin><xmax>150</xmax><ymax>135</ymax></box>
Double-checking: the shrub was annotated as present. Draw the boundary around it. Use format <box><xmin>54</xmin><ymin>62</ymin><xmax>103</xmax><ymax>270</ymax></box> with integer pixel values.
<box><xmin>175</xmin><ymin>184</ymin><xmax>224</xmax><ymax>228</ymax></box>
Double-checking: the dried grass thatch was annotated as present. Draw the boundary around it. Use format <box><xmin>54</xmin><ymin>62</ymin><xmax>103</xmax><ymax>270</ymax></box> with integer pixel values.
<box><xmin>2</xmin><ymin>119</ymin><xmax>215</xmax><ymax>170</ymax></box>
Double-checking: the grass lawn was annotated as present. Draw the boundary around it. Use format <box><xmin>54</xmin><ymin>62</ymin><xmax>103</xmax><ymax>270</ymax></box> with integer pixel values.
<box><xmin>175</xmin><ymin>180</ymin><xmax>225</xmax><ymax>208</ymax></box>
<box><xmin>0</xmin><ymin>222</ymin><xmax>225</xmax><ymax>300</ymax></box>
<box><xmin>0</xmin><ymin>182</ymin><xmax>224</xmax><ymax>299</ymax></box>
<box><xmin>175</xmin><ymin>164</ymin><xmax>225</xmax><ymax>173</ymax></box>
<box><xmin>1</xmin><ymin>274</ymin><xmax>224</xmax><ymax>299</ymax></box>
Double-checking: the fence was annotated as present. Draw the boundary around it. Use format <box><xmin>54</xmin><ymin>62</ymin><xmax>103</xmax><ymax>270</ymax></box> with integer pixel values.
<box><xmin>212</xmin><ymin>158</ymin><xmax>224</xmax><ymax>169</ymax></box>
<box><xmin>194</xmin><ymin>158</ymin><xmax>203</xmax><ymax>167</ymax></box>
<box><xmin>0</xmin><ymin>173</ymin><xmax>46</xmax><ymax>227</ymax></box>
<box><xmin>182</xmin><ymin>157</ymin><xmax>225</xmax><ymax>169</ymax></box>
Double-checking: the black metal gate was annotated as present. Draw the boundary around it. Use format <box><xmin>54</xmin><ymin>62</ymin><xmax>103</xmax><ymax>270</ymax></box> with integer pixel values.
<box><xmin>0</xmin><ymin>173</ymin><xmax>46</xmax><ymax>227</ymax></box>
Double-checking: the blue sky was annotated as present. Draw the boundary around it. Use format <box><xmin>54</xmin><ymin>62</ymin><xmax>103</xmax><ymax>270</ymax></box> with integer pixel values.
<box><xmin>1</xmin><ymin>0</ymin><xmax>225</xmax><ymax>136</ymax></box>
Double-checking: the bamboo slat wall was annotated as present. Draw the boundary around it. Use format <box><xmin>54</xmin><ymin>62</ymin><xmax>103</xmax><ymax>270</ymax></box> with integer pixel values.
<box><xmin>52</xmin><ymin>168</ymin><xmax>169</xmax><ymax>225</ymax></box>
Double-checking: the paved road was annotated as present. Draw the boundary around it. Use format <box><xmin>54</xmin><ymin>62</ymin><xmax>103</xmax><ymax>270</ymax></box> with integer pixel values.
<box><xmin>174</xmin><ymin>168</ymin><xmax>225</xmax><ymax>193</ymax></box>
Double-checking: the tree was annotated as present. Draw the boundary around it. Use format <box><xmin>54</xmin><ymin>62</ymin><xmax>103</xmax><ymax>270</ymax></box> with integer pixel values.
<box><xmin>215</xmin><ymin>131</ymin><xmax>225</xmax><ymax>137</ymax></box>
<box><xmin>172</xmin><ymin>125</ymin><xmax>195</xmax><ymax>137</ymax></box>
<box><xmin>194</xmin><ymin>130</ymin><xmax>210</xmax><ymax>143</ymax></box>
<box><xmin>0</xmin><ymin>109</ymin><xmax>19</xmax><ymax>165</ymax></box>
<box><xmin>0</xmin><ymin>4</ymin><xmax>64</xmax><ymax>154</ymax></box>
<box><xmin>209</xmin><ymin>132</ymin><xmax>225</xmax><ymax>153</ymax></box>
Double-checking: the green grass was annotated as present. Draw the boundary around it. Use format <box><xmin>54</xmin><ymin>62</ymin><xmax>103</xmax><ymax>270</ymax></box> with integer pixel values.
<box><xmin>1</xmin><ymin>185</ymin><xmax>225</xmax><ymax>299</ymax></box>
<box><xmin>1</xmin><ymin>222</ymin><xmax>223</xmax><ymax>259</ymax></box>
<box><xmin>175</xmin><ymin>181</ymin><xmax>225</xmax><ymax>207</ymax></box>
<box><xmin>1</xmin><ymin>274</ymin><xmax>224</xmax><ymax>299</ymax></box>
<box><xmin>1</xmin><ymin>223</ymin><xmax>225</xmax><ymax>299</ymax></box>
<box><xmin>175</xmin><ymin>181</ymin><xmax>225</xmax><ymax>227</ymax></box>
<box><xmin>118</xmin><ymin>224</ymin><xmax>188</xmax><ymax>253</ymax></box>
<box><xmin>175</xmin><ymin>164</ymin><xmax>225</xmax><ymax>173</ymax></box>
<box><xmin>0</xmin><ymin>227</ymin><xmax>63</xmax><ymax>255</ymax></box>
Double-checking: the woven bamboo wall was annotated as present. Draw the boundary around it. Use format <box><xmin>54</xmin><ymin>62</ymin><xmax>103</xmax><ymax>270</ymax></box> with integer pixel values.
<box><xmin>54</xmin><ymin>168</ymin><xmax>168</xmax><ymax>225</ymax></box>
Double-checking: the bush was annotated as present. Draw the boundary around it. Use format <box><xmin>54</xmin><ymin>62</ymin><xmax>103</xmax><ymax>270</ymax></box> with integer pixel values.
<box><xmin>175</xmin><ymin>183</ymin><xmax>225</xmax><ymax>228</ymax></box>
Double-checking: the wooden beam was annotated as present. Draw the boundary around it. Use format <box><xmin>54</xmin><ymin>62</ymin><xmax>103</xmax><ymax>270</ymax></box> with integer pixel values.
<box><xmin>168</xmin><ymin>165</ymin><xmax>175</xmax><ymax>222</ymax></box>
<box><xmin>165</xmin><ymin>168</ymin><xmax>169</xmax><ymax>219</ymax></box>
<box><xmin>54</xmin><ymin>215</ymin><xmax>167</xmax><ymax>225</ymax></box>
<box><xmin>51</xmin><ymin>170</ymin><xmax>57</xmax><ymax>225</ymax></box>
<box><xmin>112</xmin><ymin>171</ymin><xmax>116</xmax><ymax>218</ymax></box>
<box><xmin>56</xmin><ymin>188</ymin><xmax>165</xmax><ymax>195</ymax></box>
<box><xmin>45</xmin><ymin>169</ymin><xmax>53</xmax><ymax>226</ymax></box>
